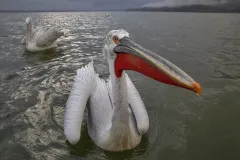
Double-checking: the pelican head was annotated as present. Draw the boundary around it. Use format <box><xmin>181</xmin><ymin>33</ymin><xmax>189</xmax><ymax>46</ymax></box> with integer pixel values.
<box><xmin>103</xmin><ymin>29</ymin><xmax>202</xmax><ymax>94</ymax></box>
<box><xmin>25</xmin><ymin>17</ymin><xmax>31</xmax><ymax>25</ymax></box>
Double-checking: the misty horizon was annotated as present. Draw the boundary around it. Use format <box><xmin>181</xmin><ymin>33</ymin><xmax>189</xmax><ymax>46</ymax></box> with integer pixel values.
<box><xmin>0</xmin><ymin>0</ymin><xmax>239</xmax><ymax>11</ymax></box>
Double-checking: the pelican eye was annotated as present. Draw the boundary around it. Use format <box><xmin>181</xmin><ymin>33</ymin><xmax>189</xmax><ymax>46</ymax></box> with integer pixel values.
<box><xmin>113</xmin><ymin>36</ymin><xmax>119</xmax><ymax>44</ymax></box>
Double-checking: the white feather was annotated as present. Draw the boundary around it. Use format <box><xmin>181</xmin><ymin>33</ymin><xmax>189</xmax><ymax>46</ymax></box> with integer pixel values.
<box><xmin>36</xmin><ymin>27</ymin><xmax>64</xmax><ymax>47</ymax></box>
<box><xmin>126</xmin><ymin>74</ymin><xmax>149</xmax><ymax>135</ymax></box>
<box><xmin>64</xmin><ymin>29</ymin><xmax>150</xmax><ymax>151</ymax></box>
<box><xmin>64</xmin><ymin>61</ymin><xmax>96</xmax><ymax>144</ymax></box>
<box><xmin>22</xmin><ymin>17</ymin><xmax>64</xmax><ymax>52</ymax></box>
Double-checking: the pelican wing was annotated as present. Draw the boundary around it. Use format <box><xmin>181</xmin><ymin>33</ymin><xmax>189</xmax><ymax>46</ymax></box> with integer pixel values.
<box><xmin>35</xmin><ymin>27</ymin><xmax>63</xmax><ymax>47</ymax></box>
<box><xmin>64</xmin><ymin>61</ymin><xmax>97</xmax><ymax>145</ymax></box>
<box><xmin>21</xmin><ymin>26</ymin><xmax>46</xmax><ymax>45</ymax></box>
<box><xmin>33</xmin><ymin>26</ymin><xmax>47</xmax><ymax>37</ymax></box>
<box><xmin>126</xmin><ymin>74</ymin><xmax>149</xmax><ymax>135</ymax></box>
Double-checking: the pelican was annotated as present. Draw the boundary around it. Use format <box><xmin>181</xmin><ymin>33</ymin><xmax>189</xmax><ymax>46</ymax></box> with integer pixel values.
<box><xmin>64</xmin><ymin>29</ymin><xmax>202</xmax><ymax>151</ymax></box>
<box><xmin>21</xmin><ymin>17</ymin><xmax>64</xmax><ymax>52</ymax></box>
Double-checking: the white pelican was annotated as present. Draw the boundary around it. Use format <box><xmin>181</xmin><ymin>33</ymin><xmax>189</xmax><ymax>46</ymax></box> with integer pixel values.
<box><xmin>21</xmin><ymin>17</ymin><xmax>64</xmax><ymax>52</ymax></box>
<box><xmin>64</xmin><ymin>29</ymin><xmax>202</xmax><ymax>151</ymax></box>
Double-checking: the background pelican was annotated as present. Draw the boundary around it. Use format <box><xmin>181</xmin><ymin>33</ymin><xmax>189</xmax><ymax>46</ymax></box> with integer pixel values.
<box><xmin>64</xmin><ymin>29</ymin><xmax>202</xmax><ymax>151</ymax></box>
<box><xmin>21</xmin><ymin>17</ymin><xmax>64</xmax><ymax>52</ymax></box>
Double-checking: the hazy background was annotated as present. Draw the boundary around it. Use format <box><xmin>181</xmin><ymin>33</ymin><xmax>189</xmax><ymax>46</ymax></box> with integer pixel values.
<box><xmin>0</xmin><ymin>0</ymin><xmax>239</xmax><ymax>11</ymax></box>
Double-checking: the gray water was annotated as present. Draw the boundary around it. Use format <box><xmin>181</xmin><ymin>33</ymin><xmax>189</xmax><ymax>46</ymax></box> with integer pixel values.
<box><xmin>0</xmin><ymin>12</ymin><xmax>240</xmax><ymax>160</ymax></box>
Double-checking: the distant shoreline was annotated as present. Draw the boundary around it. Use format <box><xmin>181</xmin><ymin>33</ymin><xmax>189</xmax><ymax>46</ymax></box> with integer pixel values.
<box><xmin>1</xmin><ymin>4</ymin><xmax>240</xmax><ymax>14</ymax></box>
<box><xmin>1</xmin><ymin>10</ymin><xmax>240</xmax><ymax>14</ymax></box>
<box><xmin>126</xmin><ymin>4</ymin><xmax>240</xmax><ymax>13</ymax></box>
<box><xmin>0</xmin><ymin>10</ymin><xmax>123</xmax><ymax>13</ymax></box>
<box><xmin>125</xmin><ymin>10</ymin><xmax>240</xmax><ymax>14</ymax></box>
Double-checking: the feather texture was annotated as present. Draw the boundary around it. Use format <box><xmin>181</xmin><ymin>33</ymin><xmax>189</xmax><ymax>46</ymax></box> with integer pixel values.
<box><xmin>126</xmin><ymin>74</ymin><xmax>149</xmax><ymax>135</ymax></box>
<box><xmin>64</xmin><ymin>61</ymin><xmax>96</xmax><ymax>144</ymax></box>
<box><xmin>22</xmin><ymin>17</ymin><xmax>64</xmax><ymax>52</ymax></box>
<box><xmin>64</xmin><ymin>62</ymin><xmax>149</xmax><ymax>150</ymax></box>
<box><xmin>36</xmin><ymin>27</ymin><xmax>64</xmax><ymax>47</ymax></box>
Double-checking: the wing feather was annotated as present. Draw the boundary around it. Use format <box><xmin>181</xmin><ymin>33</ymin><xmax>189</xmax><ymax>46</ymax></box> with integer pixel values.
<box><xmin>64</xmin><ymin>61</ymin><xmax>97</xmax><ymax>144</ymax></box>
<box><xmin>36</xmin><ymin>27</ymin><xmax>63</xmax><ymax>47</ymax></box>
<box><xmin>126</xmin><ymin>74</ymin><xmax>149</xmax><ymax>135</ymax></box>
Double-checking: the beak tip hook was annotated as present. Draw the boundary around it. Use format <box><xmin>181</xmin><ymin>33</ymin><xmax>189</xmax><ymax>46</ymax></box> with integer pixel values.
<box><xmin>192</xmin><ymin>82</ymin><xmax>202</xmax><ymax>95</ymax></box>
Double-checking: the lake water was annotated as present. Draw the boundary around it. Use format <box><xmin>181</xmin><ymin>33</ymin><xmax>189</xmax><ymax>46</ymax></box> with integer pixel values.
<box><xmin>0</xmin><ymin>12</ymin><xmax>240</xmax><ymax>160</ymax></box>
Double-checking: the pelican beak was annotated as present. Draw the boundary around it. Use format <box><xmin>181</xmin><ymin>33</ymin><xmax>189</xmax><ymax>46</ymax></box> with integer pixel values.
<box><xmin>114</xmin><ymin>37</ymin><xmax>202</xmax><ymax>94</ymax></box>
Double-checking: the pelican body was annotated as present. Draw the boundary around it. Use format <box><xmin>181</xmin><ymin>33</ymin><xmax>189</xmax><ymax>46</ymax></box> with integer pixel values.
<box><xmin>64</xmin><ymin>29</ymin><xmax>201</xmax><ymax>151</ymax></box>
<box><xmin>21</xmin><ymin>17</ymin><xmax>64</xmax><ymax>52</ymax></box>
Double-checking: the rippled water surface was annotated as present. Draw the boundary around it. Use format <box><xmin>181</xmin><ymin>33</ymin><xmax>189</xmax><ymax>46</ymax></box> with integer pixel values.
<box><xmin>0</xmin><ymin>12</ymin><xmax>240</xmax><ymax>160</ymax></box>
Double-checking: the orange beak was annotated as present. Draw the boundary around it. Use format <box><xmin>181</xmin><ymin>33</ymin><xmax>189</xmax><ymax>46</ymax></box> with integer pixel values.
<box><xmin>114</xmin><ymin>37</ymin><xmax>202</xmax><ymax>94</ymax></box>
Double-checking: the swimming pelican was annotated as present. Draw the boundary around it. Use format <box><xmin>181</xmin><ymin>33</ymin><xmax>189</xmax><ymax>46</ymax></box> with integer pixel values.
<box><xmin>64</xmin><ymin>29</ymin><xmax>202</xmax><ymax>151</ymax></box>
<box><xmin>21</xmin><ymin>17</ymin><xmax>64</xmax><ymax>52</ymax></box>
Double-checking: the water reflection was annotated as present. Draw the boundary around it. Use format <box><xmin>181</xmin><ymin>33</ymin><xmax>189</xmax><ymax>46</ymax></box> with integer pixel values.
<box><xmin>1</xmin><ymin>12</ymin><xmax>240</xmax><ymax>160</ymax></box>
<box><xmin>3</xmin><ymin>12</ymin><xmax>154</xmax><ymax>160</ymax></box>
<box><xmin>68</xmin><ymin>128</ymin><xmax>150</xmax><ymax>160</ymax></box>
<box><xmin>23</xmin><ymin>48</ymin><xmax>63</xmax><ymax>63</ymax></box>
<box><xmin>104</xmin><ymin>135</ymin><xmax>150</xmax><ymax>160</ymax></box>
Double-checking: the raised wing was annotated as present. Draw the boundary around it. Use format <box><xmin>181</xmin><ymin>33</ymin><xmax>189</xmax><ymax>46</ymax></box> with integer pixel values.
<box><xmin>36</xmin><ymin>27</ymin><xmax>64</xmax><ymax>47</ymax></box>
<box><xmin>64</xmin><ymin>61</ymin><xmax>97</xmax><ymax>145</ymax></box>
<box><xmin>126</xmin><ymin>74</ymin><xmax>149</xmax><ymax>135</ymax></box>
